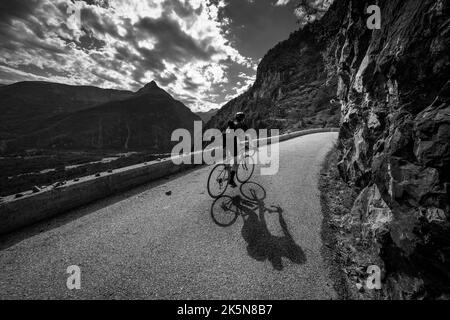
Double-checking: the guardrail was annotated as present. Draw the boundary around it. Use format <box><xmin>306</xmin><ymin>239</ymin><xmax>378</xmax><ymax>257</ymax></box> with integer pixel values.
<box><xmin>0</xmin><ymin>128</ymin><xmax>339</xmax><ymax>235</ymax></box>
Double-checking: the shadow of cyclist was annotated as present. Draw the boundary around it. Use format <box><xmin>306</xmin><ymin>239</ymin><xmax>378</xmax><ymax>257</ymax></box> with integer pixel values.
<box><xmin>240</xmin><ymin>197</ymin><xmax>306</xmax><ymax>270</ymax></box>
<box><xmin>211</xmin><ymin>181</ymin><xmax>306</xmax><ymax>271</ymax></box>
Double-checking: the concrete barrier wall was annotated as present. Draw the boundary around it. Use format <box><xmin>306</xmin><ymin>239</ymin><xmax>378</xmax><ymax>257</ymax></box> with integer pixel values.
<box><xmin>0</xmin><ymin>128</ymin><xmax>339</xmax><ymax>235</ymax></box>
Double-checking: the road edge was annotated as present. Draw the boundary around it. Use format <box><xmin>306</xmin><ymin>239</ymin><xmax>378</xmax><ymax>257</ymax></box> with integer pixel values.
<box><xmin>319</xmin><ymin>145</ymin><xmax>353</xmax><ymax>300</ymax></box>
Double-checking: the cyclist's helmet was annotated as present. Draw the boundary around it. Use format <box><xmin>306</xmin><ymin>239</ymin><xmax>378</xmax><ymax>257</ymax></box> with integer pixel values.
<box><xmin>235</xmin><ymin>112</ymin><xmax>245</xmax><ymax>122</ymax></box>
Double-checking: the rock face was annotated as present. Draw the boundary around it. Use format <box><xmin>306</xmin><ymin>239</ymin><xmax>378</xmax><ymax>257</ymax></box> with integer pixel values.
<box><xmin>330</xmin><ymin>0</ymin><xmax>450</xmax><ymax>298</ymax></box>
<box><xmin>207</xmin><ymin>20</ymin><xmax>342</xmax><ymax>131</ymax></box>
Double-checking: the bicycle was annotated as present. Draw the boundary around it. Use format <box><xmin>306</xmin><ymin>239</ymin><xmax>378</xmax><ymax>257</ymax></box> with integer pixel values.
<box><xmin>206</xmin><ymin>143</ymin><xmax>255</xmax><ymax>198</ymax></box>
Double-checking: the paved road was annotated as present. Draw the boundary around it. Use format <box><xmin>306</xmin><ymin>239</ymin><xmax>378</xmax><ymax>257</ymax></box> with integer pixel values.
<box><xmin>0</xmin><ymin>132</ymin><xmax>338</xmax><ymax>299</ymax></box>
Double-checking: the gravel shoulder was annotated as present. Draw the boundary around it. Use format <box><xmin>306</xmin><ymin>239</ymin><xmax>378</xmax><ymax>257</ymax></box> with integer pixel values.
<box><xmin>319</xmin><ymin>146</ymin><xmax>385</xmax><ymax>300</ymax></box>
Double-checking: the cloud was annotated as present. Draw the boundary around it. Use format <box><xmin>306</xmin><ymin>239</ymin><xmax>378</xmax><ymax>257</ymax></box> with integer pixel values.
<box><xmin>0</xmin><ymin>0</ymin><xmax>298</xmax><ymax>111</ymax></box>
<box><xmin>134</xmin><ymin>15</ymin><xmax>217</xmax><ymax>63</ymax></box>
<box><xmin>274</xmin><ymin>0</ymin><xmax>291</xmax><ymax>6</ymax></box>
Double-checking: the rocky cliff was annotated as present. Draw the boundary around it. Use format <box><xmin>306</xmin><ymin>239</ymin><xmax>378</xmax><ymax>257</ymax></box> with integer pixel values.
<box><xmin>330</xmin><ymin>0</ymin><xmax>449</xmax><ymax>298</ymax></box>
<box><xmin>207</xmin><ymin>15</ymin><xmax>344</xmax><ymax>132</ymax></box>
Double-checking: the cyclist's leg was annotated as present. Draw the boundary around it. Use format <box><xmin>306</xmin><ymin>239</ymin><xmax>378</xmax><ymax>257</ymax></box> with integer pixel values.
<box><xmin>232</xmin><ymin>136</ymin><xmax>239</xmax><ymax>172</ymax></box>
<box><xmin>232</xmin><ymin>150</ymin><xmax>240</xmax><ymax>173</ymax></box>
<box><xmin>232</xmin><ymin>158</ymin><xmax>239</xmax><ymax>173</ymax></box>
<box><xmin>227</xmin><ymin>138</ymin><xmax>238</xmax><ymax>187</ymax></box>
<box><xmin>223</xmin><ymin>146</ymin><xmax>234</xmax><ymax>180</ymax></box>
<box><xmin>228</xmin><ymin>158</ymin><xmax>237</xmax><ymax>185</ymax></box>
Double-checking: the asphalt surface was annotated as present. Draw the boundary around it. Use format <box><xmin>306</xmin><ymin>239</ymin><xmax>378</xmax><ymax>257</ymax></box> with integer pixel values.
<box><xmin>0</xmin><ymin>132</ymin><xmax>338</xmax><ymax>299</ymax></box>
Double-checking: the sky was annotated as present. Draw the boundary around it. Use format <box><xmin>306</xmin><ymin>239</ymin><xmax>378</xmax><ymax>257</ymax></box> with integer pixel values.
<box><xmin>0</xmin><ymin>0</ymin><xmax>301</xmax><ymax>112</ymax></box>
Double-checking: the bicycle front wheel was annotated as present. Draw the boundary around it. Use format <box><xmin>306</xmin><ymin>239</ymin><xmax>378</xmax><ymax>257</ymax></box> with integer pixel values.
<box><xmin>236</xmin><ymin>155</ymin><xmax>255</xmax><ymax>183</ymax></box>
<box><xmin>207</xmin><ymin>164</ymin><xmax>229</xmax><ymax>198</ymax></box>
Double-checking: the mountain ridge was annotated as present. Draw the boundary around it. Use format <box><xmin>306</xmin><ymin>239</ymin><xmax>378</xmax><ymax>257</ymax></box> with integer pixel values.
<box><xmin>195</xmin><ymin>108</ymin><xmax>219</xmax><ymax>123</ymax></box>
<box><xmin>0</xmin><ymin>80</ymin><xmax>200</xmax><ymax>154</ymax></box>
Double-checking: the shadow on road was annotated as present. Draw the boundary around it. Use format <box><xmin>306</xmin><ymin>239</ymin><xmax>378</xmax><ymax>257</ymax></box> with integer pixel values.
<box><xmin>210</xmin><ymin>181</ymin><xmax>306</xmax><ymax>271</ymax></box>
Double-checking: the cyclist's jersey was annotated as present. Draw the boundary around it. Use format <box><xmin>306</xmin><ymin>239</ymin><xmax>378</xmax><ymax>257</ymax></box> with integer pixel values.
<box><xmin>226</xmin><ymin>120</ymin><xmax>248</xmax><ymax>132</ymax></box>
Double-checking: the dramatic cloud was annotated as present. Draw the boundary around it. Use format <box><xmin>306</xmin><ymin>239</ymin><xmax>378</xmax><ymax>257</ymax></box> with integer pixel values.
<box><xmin>0</xmin><ymin>0</ymin><xmax>298</xmax><ymax>111</ymax></box>
<box><xmin>274</xmin><ymin>0</ymin><xmax>291</xmax><ymax>6</ymax></box>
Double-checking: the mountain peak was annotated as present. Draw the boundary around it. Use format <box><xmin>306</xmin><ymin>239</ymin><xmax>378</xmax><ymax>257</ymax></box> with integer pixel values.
<box><xmin>145</xmin><ymin>80</ymin><xmax>158</xmax><ymax>89</ymax></box>
<box><xmin>136</xmin><ymin>80</ymin><xmax>163</xmax><ymax>95</ymax></box>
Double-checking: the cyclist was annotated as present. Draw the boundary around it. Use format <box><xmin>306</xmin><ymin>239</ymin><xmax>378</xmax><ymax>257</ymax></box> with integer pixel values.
<box><xmin>224</xmin><ymin>112</ymin><xmax>249</xmax><ymax>188</ymax></box>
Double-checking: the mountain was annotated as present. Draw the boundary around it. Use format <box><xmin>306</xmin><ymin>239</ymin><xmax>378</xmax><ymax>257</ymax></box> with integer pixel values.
<box><xmin>0</xmin><ymin>81</ymin><xmax>133</xmax><ymax>141</ymax></box>
<box><xmin>195</xmin><ymin>108</ymin><xmax>219</xmax><ymax>123</ymax></box>
<box><xmin>1</xmin><ymin>81</ymin><xmax>201</xmax><ymax>153</ymax></box>
<box><xmin>207</xmin><ymin>18</ymin><xmax>342</xmax><ymax>132</ymax></box>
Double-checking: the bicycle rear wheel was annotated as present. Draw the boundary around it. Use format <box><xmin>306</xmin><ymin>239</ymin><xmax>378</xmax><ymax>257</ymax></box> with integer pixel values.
<box><xmin>207</xmin><ymin>164</ymin><xmax>229</xmax><ymax>198</ymax></box>
<box><xmin>211</xmin><ymin>196</ymin><xmax>238</xmax><ymax>227</ymax></box>
<box><xmin>236</xmin><ymin>154</ymin><xmax>255</xmax><ymax>183</ymax></box>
